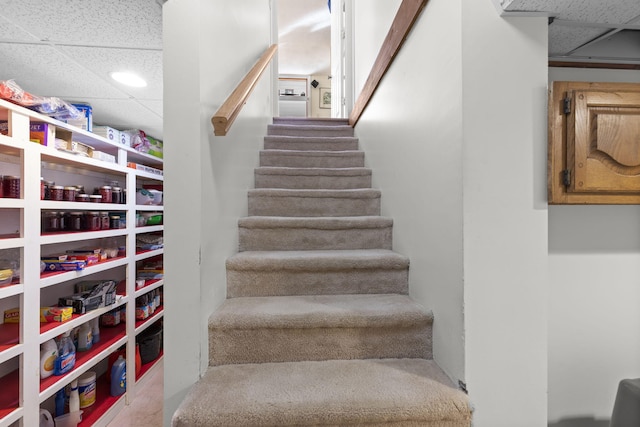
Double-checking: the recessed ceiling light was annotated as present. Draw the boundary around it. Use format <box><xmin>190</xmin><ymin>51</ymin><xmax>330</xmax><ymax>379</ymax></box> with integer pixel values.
<box><xmin>109</xmin><ymin>71</ymin><xmax>147</xmax><ymax>88</ymax></box>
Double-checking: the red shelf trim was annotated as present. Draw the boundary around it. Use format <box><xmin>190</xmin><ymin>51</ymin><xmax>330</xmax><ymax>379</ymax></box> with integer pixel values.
<box><xmin>77</xmin><ymin>371</ymin><xmax>124</xmax><ymax>427</ymax></box>
<box><xmin>39</xmin><ymin>256</ymin><xmax>126</xmax><ymax>280</ymax></box>
<box><xmin>134</xmin><ymin>306</ymin><xmax>163</xmax><ymax>330</ymax></box>
<box><xmin>0</xmin><ymin>369</ymin><xmax>19</xmax><ymax>417</ymax></box>
<box><xmin>136</xmin><ymin>350</ymin><xmax>163</xmax><ymax>382</ymax></box>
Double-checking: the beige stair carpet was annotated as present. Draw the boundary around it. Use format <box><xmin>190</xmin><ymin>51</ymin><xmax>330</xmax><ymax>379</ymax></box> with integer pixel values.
<box><xmin>172</xmin><ymin>118</ymin><xmax>472</xmax><ymax>426</ymax></box>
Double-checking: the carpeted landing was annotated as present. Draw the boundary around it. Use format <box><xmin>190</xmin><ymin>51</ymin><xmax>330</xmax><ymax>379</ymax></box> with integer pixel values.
<box><xmin>172</xmin><ymin>117</ymin><xmax>472</xmax><ymax>426</ymax></box>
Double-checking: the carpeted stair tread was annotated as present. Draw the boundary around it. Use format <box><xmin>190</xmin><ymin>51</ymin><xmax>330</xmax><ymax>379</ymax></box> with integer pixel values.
<box><xmin>248</xmin><ymin>188</ymin><xmax>381</xmax><ymax>217</ymax></box>
<box><xmin>273</xmin><ymin>117</ymin><xmax>350</xmax><ymax>126</ymax></box>
<box><xmin>255</xmin><ymin>167</ymin><xmax>372</xmax><ymax>190</ymax></box>
<box><xmin>226</xmin><ymin>249</ymin><xmax>410</xmax><ymax>271</ymax></box>
<box><xmin>268</xmin><ymin>124</ymin><xmax>354</xmax><ymax>137</ymax></box>
<box><xmin>264</xmin><ymin>135</ymin><xmax>359</xmax><ymax>151</ymax></box>
<box><xmin>209</xmin><ymin>294</ymin><xmax>430</xmax><ymax>329</ymax></box>
<box><xmin>260</xmin><ymin>149</ymin><xmax>365</xmax><ymax>168</ymax></box>
<box><xmin>238</xmin><ymin>216</ymin><xmax>392</xmax><ymax>251</ymax></box>
<box><xmin>208</xmin><ymin>294</ymin><xmax>433</xmax><ymax>364</ymax></box>
<box><xmin>172</xmin><ymin>358</ymin><xmax>472</xmax><ymax>427</ymax></box>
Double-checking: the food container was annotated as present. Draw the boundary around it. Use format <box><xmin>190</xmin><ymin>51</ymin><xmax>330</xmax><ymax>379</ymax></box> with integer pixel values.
<box><xmin>83</xmin><ymin>212</ymin><xmax>100</xmax><ymax>231</ymax></box>
<box><xmin>137</xmin><ymin>323</ymin><xmax>162</xmax><ymax>364</ymax></box>
<box><xmin>99</xmin><ymin>186</ymin><xmax>112</xmax><ymax>203</ymax></box>
<box><xmin>100</xmin><ymin>212</ymin><xmax>110</xmax><ymax>230</ymax></box>
<box><xmin>75</xmin><ymin>194</ymin><xmax>89</xmax><ymax>203</ymax></box>
<box><xmin>0</xmin><ymin>259</ymin><xmax>16</xmax><ymax>286</ymax></box>
<box><xmin>3</xmin><ymin>176</ymin><xmax>20</xmax><ymax>198</ymax></box>
<box><xmin>142</xmin><ymin>212</ymin><xmax>163</xmax><ymax>226</ymax></box>
<box><xmin>136</xmin><ymin>188</ymin><xmax>154</xmax><ymax>205</ymax></box>
<box><xmin>89</xmin><ymin>195</ymin><xmax>102</xmax><ymax>203</ymax></box>
<box><xmin>65</xmin><ymin>212</ymin><xmax>83</xmax><ymax>231</ymax></box>
<box><xmin>147</xmin><ymin>189</ymin><xmax>163</xmax><ymax>205</ymax></box>
<box><xmin>63</xmin><ymin>186</ymin><xmax>76</xmax><ymax>202</ymax></box>
<box><xmin>43</xmin><ymin>211</ymin><xmax>62</xmax><ymax>232</ymax></box>
<box><xmin>50</xmin><ymin>185</ymin><xmax>64</xmax><ymax>201</ymax></box>
<box><xmin>78</xmin><ymin>371</ymin><xmax>96</xmax><ymax>408</ymax></box>
<box><xmin>112</xmin><ymin>187</ymin><xmax>123</xmax><ymax>204</ymax></box>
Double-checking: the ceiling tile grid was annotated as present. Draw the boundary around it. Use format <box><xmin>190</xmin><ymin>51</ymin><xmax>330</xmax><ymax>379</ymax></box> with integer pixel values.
<box><xmin>503</xmin><ymin>0</ymin><xmax>640</xmax><ymax>25</ymax></box>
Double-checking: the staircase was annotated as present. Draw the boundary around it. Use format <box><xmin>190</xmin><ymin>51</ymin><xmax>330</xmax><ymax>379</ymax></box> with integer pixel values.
<box><xmin>172</xmin><ymin>117</ymin><xmax>472</xmax><ymax>426</ymax></box>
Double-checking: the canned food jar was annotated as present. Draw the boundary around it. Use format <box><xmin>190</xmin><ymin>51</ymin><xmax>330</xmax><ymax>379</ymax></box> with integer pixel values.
<box><xmin>43</xmin><ymin>181</ymin><xmax>55</xmax><ymax>200</ymax></box>
<box><xmin>50</xmin><ymin>185</ymin><xmax>64</xmax><ymax>201</ymax></box>
<box><xmin>112</xmin><ymin>187</ymin><xmax>123</xmax><ymax>204</ymax></box>
<box><xmin>99</xmin><ymin>186</ymin><xmax>112</xmax><ymax>203</ymax></box>
<box><xmin>83</xmin><ymin>212</ymin><xmax>101</xmax><ymax>231</ymax></box>
<box><xmin>0</xmin><ymin>175</ymin><xmax>4</xmax><ymax>198</ymax></box>
<box><xmin>75</xmin><ymin>185</ymin><xmax>85</xmax><ymax>195</ymax></box>
<box><xmin>89</xmin><ymin>195</ymin><xmax>102</xmax><ymax>203</ymax></box>
<box><xmin>65</xmin><ymin>212</ymin><xmax>84</xmax><ymax>231</ymax></box>
<box><xmin>40</xmin><ymin>177</ymin><xmax>45</xmax><ymax>200</ymax></box>
<box><xmin>63</xmin><ymin>186</ymin><xmax>77</xmax><ymax>202</ymax></box>
<box><xmin>75</xmin><ymin>194</ymin><xmax>90</xmax><ymax>203</ymax></box>
<box><xmin>43</xmin><ymin>212</ymin><xmax>61</xmax><ymax>232</ymax></box>
<box><xmin>3</xmin><ymin>176</ymin><xmax>20</xmax><ymax>199</ymax></box>
<box><xmin>100</xmin><ymin>212</ymin><xmax>110</xmax><ymax>230</ymax></box>
<box><xmin>109</xmin><ymin>215</ymin><xmax>120</xmax><ymax>229</ymax></box>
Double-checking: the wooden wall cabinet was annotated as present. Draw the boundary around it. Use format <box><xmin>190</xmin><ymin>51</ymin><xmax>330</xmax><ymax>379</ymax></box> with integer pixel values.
<box><xmin>549</xmin><ymin>81</ymin><xmax>640</xmax><ymax>204</ymax></box>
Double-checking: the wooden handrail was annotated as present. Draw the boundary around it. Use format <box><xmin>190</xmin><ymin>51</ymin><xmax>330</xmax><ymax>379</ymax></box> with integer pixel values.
<box><xmin>348</xmin><ymin>0</ymin><xmax>428</xmax><ymax>127</ymax></box>
<box><xmin>211</xmin><ymin>44</ymin><xmax>278</xmax><ymax>136</ymax></box>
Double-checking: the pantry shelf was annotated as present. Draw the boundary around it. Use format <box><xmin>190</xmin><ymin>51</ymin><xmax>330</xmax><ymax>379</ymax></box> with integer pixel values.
<box><xmin>39</xmin><ymin>257</ymin><xmax>128</xmax><ymax>289</ymax></box>
<box><xmin>40</xmin><ymin>201</ymin><xmax>127</xmax><ymax>211</ymax></box>
<box><xmin>136</xmin><ymin>351</ymin><xmax>163</xmax><ymax>383</ymax></box>
<box><xmin>40</xmin><ymin>149</ymin><xmax>129</xmax><ymax>175</ymax></box>
<box><xmin>0</xmin><ymin>199</ymin><xmax>23</xmax><ymax>209</ymax></box>
<box><xmin>39</xmin><ymin>297</ymin><xmax>128</xmax><ymax>344</ymax></box>
<box><xmin>135</xmin><ymin>248</ymin><xmax>163</xmax><ymax>261</ymax></box>
<box><xmin>0</xmin><ymin>283</ymin><xmax>23</xmax><ymax>300</ymax></box>
<box><xmin>135</xmin><ymin>306</ymin><xmax>163</xmax><ymax>335</ymax></box>
<box><xmin>0</xmin><ymin>323</ymin><xmax>19</xmax><ymax>353</ymax></box>
<box><xmin>136</xmin><ymin>204</ymin><xmax>164</xmax><ymax>211</ymax></box>
<box><xmin>136</xmin><ymin>225</ymin><xmax>163</xmax><ymax>234</ymax></box>
<box><xmin>77</xmin><ymin>371</ymin><xmax>126</xmax><ymax>427</ymax></box>
<box><xmin>0</xmin><ymin>407</ymin><xmax>22</xmax><ymax>427</ymax></box>
<box><xmin>0</xmin><ymin>369</ymin><xmax>20</xmax><ymax>425</ymax></box>
<box><xmin>0</xmin><ymin>237</ymin><xmax>23</xmax><ymax>250</ymax></box>
<box><xmin>135</xmin><ymin>279</ymin><xmax>164</xmax><ymax>298</ymax></box>
<box><xmin>40</xmin><ymin>228</ymin><xmax>128</xmax><ymax>245</ymax></box>
<box><xmin>39</xmin><ymin>324</ymin><xmax>127</xmax><ymax>400</ymax></box>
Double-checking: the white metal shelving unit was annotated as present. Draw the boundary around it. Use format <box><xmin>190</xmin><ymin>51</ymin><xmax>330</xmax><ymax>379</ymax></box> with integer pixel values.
<box><xmin>0</xmin><ymin>99</ymin><xmax>164</xmax><ymax>427</ymax></box>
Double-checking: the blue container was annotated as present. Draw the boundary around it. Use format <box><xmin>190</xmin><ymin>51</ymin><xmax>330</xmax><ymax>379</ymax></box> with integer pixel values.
<box><xmin>110</xmin><ymin>355</ymin><xmax>126</xmax><ymax>397</ymax></box>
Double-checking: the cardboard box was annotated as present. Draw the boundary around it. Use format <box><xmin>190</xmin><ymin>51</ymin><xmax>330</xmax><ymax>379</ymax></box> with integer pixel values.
<box><xmin>63</xmin><ymin>103</ymin><xmax>92</xmax><ymax>131</ymax></box>
<box><xmin>120</xmin><ymin>131</ymin><xmax>131</xmax><ymax>147</ymax></box>
<box><xmin>40</xmin><ymin>307</ymin><xmax>72</xmax><ymax>323</ymax></box>
<box><xmin>58</xmin><ymin>294</ymin><xmax>102</xmax><ymax>314</ymax></box>
<box><xmin>91</xmin><ymin>150</ymin><xmax>116</xmax><ymax>163</ymax></box>
<box><xmin>93</xmin><ymin>125</ymin><xmax>120</xmax><ymax>143</ymax></box>
<box><xmin>42</xmin><ymin>260</ymin><xmax>87</xmax><ymax>272</ymax></box>
<box><xmin>3</xmin><ymin>307</ymin><xmax>19</xmax><ymax>323</ymax></box>
<box><xmin>0</xmin><ymin>121</ymin><xmax>52</xmax><ymax>145</ymax></box>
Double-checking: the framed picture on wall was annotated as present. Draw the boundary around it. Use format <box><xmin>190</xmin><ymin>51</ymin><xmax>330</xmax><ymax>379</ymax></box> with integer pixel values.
<box><xmin>319</xmin><ymin>87</ymin><xmax>331</xmax><ymax>109</ymax></box>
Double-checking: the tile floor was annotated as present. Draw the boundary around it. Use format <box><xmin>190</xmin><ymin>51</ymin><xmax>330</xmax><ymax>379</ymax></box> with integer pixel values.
<box><xmin>106</xmin><ymin>359</ymin><xmax>163</xmax><ymax>426</ymax></box>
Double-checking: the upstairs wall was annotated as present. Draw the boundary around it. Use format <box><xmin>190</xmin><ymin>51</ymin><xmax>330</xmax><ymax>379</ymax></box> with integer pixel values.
<box><xmin>163</xmin><ymin>0</ymin><xmax>273</xmax><ymax>424</ymax></box>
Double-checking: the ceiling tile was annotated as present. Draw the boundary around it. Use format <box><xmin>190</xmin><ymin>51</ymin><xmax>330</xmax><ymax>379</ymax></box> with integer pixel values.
<box><xmin>504</xmin><ymin>0</ymin><xmax>640</xmax><ymax>25</ymax></box>
<box><xmin>0</xmin><ymin>0</ymin><xmax>162</xmax><ymax>49</ymax></box>
<box><xmin>0</xmin><ymin>14</ymin><xmax>38</xmax><ymax>41</ymax></box>
<box><xmin>0</xmin><ymin>43</ymin><xmax>129</xmax><ymax>100</ymax></box>
<box><xmin>139</xmin><ymin>100</ymin><xmax>163</xmax><ymax>117</ymax></box>
<box><xmin>548</xmin><ymin>25</ymin><xmax>608</xmax><ymax>56</ymax></box>
<box><xmin>60</xmin><ymin>46</ymin><xmax>162</xmax><ymax>101</ymax></box>
<box><xmin>86</xmin><ymin>98</ymin><xmax>163</xmax><ymax>140</ymax></box>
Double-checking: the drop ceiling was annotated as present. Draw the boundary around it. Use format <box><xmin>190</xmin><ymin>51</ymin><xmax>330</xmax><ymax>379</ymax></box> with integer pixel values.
<box><xmin>0</xmin><ymin>0</ymin><xmax>163</xmax><ymax>139</ymax></box>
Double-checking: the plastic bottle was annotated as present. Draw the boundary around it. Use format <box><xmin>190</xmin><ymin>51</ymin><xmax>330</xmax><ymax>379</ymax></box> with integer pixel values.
<box><xmin>55</xmin><ymin>388</ymin><xmax>66</xmax><ymax>417</ymax></box>
<box><xmin>69</xmin><ymin>379</ymin><xmax>80</xmax><ymax>413</ymax></box>
<box><xmin>54</xmin><ymin>331</ymin><xmax>76</xmax><ymax>375</ymax></box>
<box><xmin>110</xmin><ymin>355</ymin><xmax>126</xmax><ymax>397</ymax></box>
<box><xmin>91</xmin><ymin>317</ymin><xmax>100</xmax><ymax>344</ymax></box>
<box><xmin>40</xmin><ymin>339</ymin><xmax>58</xmax><ymax>379</ymax></box>
<box><xmin>77</xmin><ymin>322</ymin><xmax>93</xmax><ymax>352</ymax></box>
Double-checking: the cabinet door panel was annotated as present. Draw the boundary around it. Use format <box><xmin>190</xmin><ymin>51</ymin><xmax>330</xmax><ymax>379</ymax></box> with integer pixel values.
<box><xmin>568</xmin><ymin>90</ymin><xmax>640</xmax><ymax>193</ymax></box>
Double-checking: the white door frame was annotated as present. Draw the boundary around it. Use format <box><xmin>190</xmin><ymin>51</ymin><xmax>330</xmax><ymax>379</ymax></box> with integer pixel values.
<box><xmin>331</xmin><ymin>0</ymin><xmax>354</xmax><ymax>118</ymax></box>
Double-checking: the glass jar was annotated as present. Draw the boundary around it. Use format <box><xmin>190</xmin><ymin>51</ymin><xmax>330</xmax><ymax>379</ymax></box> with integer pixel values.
<box><xmin>43</xmin><ymin>181</ymin><xmax>55</xmax><ymax>200</ymax></box>
<box><xmin>0</xmin><ymin>175</ymin><xmax>4</xmax><ymax>198</ymax></box>
<box><xmin>83</xmin><ymin>212</ymin><xmax>101</xmax><ymax>231</ymax></box>
<box><xmin>109</xmin><ymin>215</ymin><xmax>120</xmax><ymax>229</ymax></box>
<box><xmin>65</xmin><ymin>212</ymin><xmax>84</xmax><ymax>231</ymax></box>
<box><xmin>3</xmin><ymin>176</ymin><xmax>20</xmax><ymax>199</ymax></box>
<box><xmin>63</xmin><ymin>186</ymin><xmax>77</xmax><ymax>202</ymax></box>
<box><xmin>43</xmin><ymin>211</ymin><xmax>61</xmax><ymax>232</ymax></box>
<box><xmin>112</xmin><ymin>187</ymin><xmax>123</xmax><ymax>204</ymax></box>
<box><xmin>50</xmin><ymin>185</ymin><xmax>64</xmax><ymax>201</ymax></box>
<box><xmin>75</xmin><ymin>194</ymin><xmax>90</xmax><ymax>203</ymax></box>
<box><xmin>40</xmin><ymin>177</ymin><xmax>45</xmax><ymax>200</ymax></box>
<box><xmin>89</xmin><ymin>195</ymin><xmax>102</xmax><ymax>203</ymax></box>
<box><xmin>100</xmin><ymin>212</ymin><xmax>110</xmax><ymax>230</ymax></box>
<box><xmin>75</xmin><ymin>185</ymin><xmax>85</xmax><ymax>195</ymax></box>
<box><xmin>99</xmin><ymin>186</ymin><xmax>112</xmax><ymax>204</ymax></box>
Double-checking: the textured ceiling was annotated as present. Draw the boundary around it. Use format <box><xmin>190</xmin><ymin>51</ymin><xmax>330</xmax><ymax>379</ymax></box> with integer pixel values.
<box><xmin>278</xmin><ymin>0</ymin><xmax>332</xmax><ymax>76</ymax></box>
<box><xmin>0</xmin><ymin>0</ymin><xmax>164</xmax><ymax>139</ymax></box>
<box><xmin>501</xmin><ymin>0</ymin><xmax>640</xmax><ymax>63</ymax></box>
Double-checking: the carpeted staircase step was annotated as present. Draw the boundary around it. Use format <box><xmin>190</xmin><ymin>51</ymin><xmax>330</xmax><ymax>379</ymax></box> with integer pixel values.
<box><xmin>255</xmin><ymin>166</ymin><xmax>372</xmax><ymax>189</ymax></box>
<box><xmin>248</xmin><ymin>188</ymin><xmax>381</xmax><ymax>217</ymax></box>
<box><xmin>260</xmin><ymin>149</ymin><xmax>365</xmax><ymax>168</ymax></box>
<box><xmin>273</xmin><ymin>117</ymin><xmax>350</xmax><ymax>126</ymax></box>
<box><xmin>172</xmin><ymin>358</ymin><xmax>472</xmax><ymax>427</ymax></box>
<box><xmin>264</xmin><ymin>136</ymin><xmax>359</xmax><ymax>151</ymax></box>
<box><xmin>238</xmin><ymin>216</ymin><xmax>392</xmax><ymax>251</ymax></box>
<box><xmin>208</xmin><ymin>294</ymin><xmax>433</xmax><ymax>365</ymax></box>
<box><xmin>226</xmin><ymin>249</ymin><xmax>409</xmax><ymax>297</ymax></box>
<box><xmin>268</xmin><ymin>124</ymin><xmax>354</xmax><ymax>137</ymax></box>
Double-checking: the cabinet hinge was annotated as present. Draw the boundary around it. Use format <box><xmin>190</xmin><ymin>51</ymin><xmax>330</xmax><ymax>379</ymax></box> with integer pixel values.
<box><xmin>562</xmin><ymin>169</ymin><xmax>571</xmax><ymax>187</ymax></box>
<box><xmin>563</xmin><ymin>97</ymin><xmax>571</xmax><ymax>114</ymax></box>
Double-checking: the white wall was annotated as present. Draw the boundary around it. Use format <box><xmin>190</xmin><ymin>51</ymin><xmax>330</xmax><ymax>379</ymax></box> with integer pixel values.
<box><xmin>309</xmin><ymin>74</ymin><xmax>332</xmax><ymax>118</ymax></box>
<box><xmin>163</xmin><ymin>1</ymin><xmax>273</xmax><ymax>425</ymax></box>
<box><xmin>353</xmin><ymin>0</ymin><xmax>548</xmax><ymax>425</ymax></box>
<box><xmin>353</xmin><ymin>0</ymin><xmax>465</xmax><ymax>387</ymax></box>
<box><xmin>547</xmin><ymin>67</ymin><xmax>640</xmax><ymax>424</ymax></box>
<box><xmin>461</xmin><ymin>0</ymin><xmax>548</xmax><ymax>424</ymax></box>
